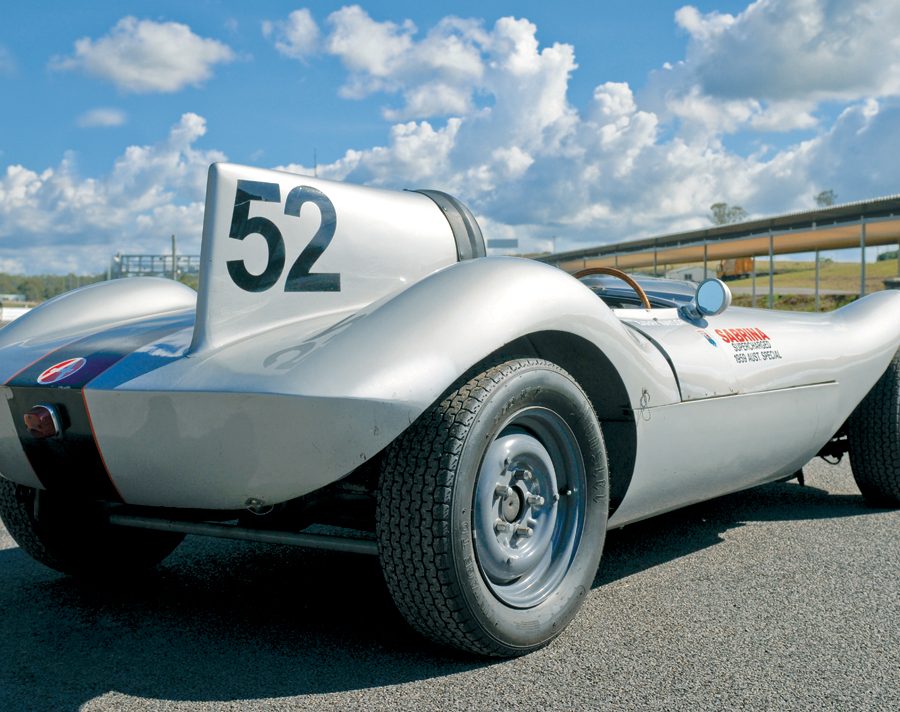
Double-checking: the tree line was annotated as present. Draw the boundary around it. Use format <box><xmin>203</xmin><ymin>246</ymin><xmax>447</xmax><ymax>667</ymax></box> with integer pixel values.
<box><xmin>709</xmin><ymin>190</ymin><xmax>837</xmax><ymax>226</ymax></box>
<box><xmin>0</xmin><ymin>273</ymin><xmax>106</xmax><ymax>303</ymax></box>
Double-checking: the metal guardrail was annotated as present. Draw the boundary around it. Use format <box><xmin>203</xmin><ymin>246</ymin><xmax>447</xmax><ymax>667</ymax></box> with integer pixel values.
<box><xmin>536</xmin><ymin>194</ymin><xmax>900</xmax><ymax>267</ymax></box>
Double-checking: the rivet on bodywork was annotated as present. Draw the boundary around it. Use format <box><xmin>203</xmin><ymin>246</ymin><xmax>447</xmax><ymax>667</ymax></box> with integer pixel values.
<box><xmin>244</xmin><ymin>498</ymin><xmax>273</xmax><ymax>515</ymax></box>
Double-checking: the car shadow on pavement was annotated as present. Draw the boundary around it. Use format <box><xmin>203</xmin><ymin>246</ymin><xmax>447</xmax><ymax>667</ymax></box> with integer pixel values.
<box><xmin>595</xmin><ymin>478</ymin><xmax>882</xmax><ymax>586</ymax></box>
<box><xmin>0</xmin><ymin>479</ymin><xmax>883</xmax><ymax>710</ymax></box>
<box><xmin>0</xmin><ymin>537</ymin><xmax>485</xmax><ymax>711</ymax></box>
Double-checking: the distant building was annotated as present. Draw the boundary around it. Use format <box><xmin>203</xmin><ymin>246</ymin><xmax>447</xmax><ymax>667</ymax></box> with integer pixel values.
<box><xmin>665</xmin><ymin>266</ymin><xmax>701</xmax><ymax>282</ymax></box>
<box><xmin>0</xmin><ymin>293</ymin><xmax>26</xmax><ymax>302</ymax></box>
<box><xmin>110</xmin><ymin>253</ymin><xmax>200</xmax><ymax>279</ymax></box>
<box><xmin>487</xmin><ymin>238</ymin><xmax>519</xmax><ymax>250</ymax></box>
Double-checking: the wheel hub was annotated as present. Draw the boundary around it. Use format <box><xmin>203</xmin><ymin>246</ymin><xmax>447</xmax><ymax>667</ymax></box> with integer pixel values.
<box><xmin>473</xmin><ymin>409</ymin><xmax>585</xmax><ymax>609</ymax></box>
<box><xmin>500</xmin><ymin>486</ymin><xmax>522</xmax><ymax>522</ymax></box>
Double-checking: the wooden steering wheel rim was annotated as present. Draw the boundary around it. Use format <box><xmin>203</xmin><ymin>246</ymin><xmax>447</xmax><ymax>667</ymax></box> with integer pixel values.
<box><xmin>572</xmin><ymin>266</ymin><xmax>652</xmax><ymax>310</ymax></box>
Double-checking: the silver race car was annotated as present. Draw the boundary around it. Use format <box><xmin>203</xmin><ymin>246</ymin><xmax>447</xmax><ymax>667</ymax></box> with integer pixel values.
<box><xmin>1</xmin><ymin>163</ymin><xmax>897</xmax><ymax>656</ymax></box>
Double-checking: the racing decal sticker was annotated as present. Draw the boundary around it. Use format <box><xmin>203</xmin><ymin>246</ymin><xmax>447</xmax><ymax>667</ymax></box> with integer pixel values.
<box><xmin>697</xmin><ymin>330</ymin><xmax>717</xmax><ymax>347</ymax></box>
<box><xmin>716</xmin><ymin>327</ymin><xmax>769</xmax><ymax>343</ymax></box>
<box><xmin>36</xmin><ymin>357</ymin><xmax>86</xmax><ymax>385</ymax></box>
<box><xmin>714</xmin><ymin>327</ymin><xmax>782</xmax><ymax>364</ymax></box>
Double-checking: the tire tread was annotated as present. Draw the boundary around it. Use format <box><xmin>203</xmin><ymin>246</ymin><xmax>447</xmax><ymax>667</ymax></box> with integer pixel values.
<box><xmin>0</xmin><ymin>480</ymin><xmax>66</xmax><ymax>570</ymax></box>
<box><xmin>0</xmin><ymin>479</ymin><xmax>183</xmax><ymax>575</ymax></box>
<box><xmin>848</xmin><ymin>352</ymin><xmax>900</xmax><ymax>506</ymax></box>
<box><xmin>376</xmin><ymin>358</ymin><xmax>571</xmax><ymax>656</ymax></box>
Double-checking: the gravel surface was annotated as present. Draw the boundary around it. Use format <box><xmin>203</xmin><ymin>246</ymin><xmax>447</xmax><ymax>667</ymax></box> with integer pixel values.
<box><xmin>0</xmin><ymin>457</ymin><xmax>897</xmax><ymax>711</ymax></box>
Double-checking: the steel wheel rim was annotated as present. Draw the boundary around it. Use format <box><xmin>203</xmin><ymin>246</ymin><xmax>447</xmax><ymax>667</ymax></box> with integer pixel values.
<box><xmin>473</xmin><ymin>406</ymin><xmax>586</xmax><ymax>608</ymax></box>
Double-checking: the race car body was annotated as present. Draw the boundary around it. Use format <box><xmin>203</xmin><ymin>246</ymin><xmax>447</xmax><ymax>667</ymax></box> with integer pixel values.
<box><xmin>1</xmin><ymin>163</ymin><xmax>898</xmax><ymax>657</ymax></box>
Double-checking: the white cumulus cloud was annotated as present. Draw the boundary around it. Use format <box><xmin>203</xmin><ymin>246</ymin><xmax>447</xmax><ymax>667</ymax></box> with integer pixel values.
<box><xmin>77</xmin><ymin>108</ymin><xmax>127</xmax><ymax>128</ymax></box>
<box><xmin>676</xmin><ymin>0</ymin><xmax>900</xmax><ymax>103</ymax></box>
<box><xmin>0</xmin><ymin>114</ymin><xmax>223</xmax><ymax>273</ymax></box>
<box><xmin>270</xmin><ymin>5</ymin><xmax>900</xmax><ymax>255</ymax></box>
<box><xmin>50</xmin><ymin>17</ymin><xmax>235</xmax><ymax>93</ymax></box>
<box><xmin>266</xmin><ymin>6</ymin><xmax>488</xmax><ymax>119</ymax></box>
<box><xmin>647</xmin><ymin>0</ymin><xmax>900</xmax><ymax>134</ymax></box>
<box><xmin>326</xmin><ymin>5</ymin><xmax>417</xmax><ymax>81</ymax></box>
<box><xmin>262</xmin><ymin>9</ymin><xmax>320</xmax><ymax>60</ymax></box>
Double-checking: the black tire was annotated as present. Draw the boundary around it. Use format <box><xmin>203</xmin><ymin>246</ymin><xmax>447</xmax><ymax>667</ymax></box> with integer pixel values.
<box><xmin>0</xmin><ymin>479</ymin><xmax>184</xmax><ymax>576</ymax></box>
<box><xmin>847</xmin><ymin>351</ymin><xmax>900</xmax><ymax>507</ymax></box>
<box><xmin>376</xmin><ymin>358</ymin><xmax>608</xmax><ymax>656</ymax></box>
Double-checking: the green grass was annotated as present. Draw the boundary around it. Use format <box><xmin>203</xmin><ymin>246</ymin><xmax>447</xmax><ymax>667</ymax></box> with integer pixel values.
<box><xmin>726</xmin><ymin>259</ymin><xmax>899</xmax><ymax>293</ymax></box>
<box><xmin>731</xmin><ymin>293</ymin><xmax>858</xmax><ymax>312</ymax></box>
<box><xmin>648</xmin><ymin>258</ymin><xmax>900</xmax><ymax>311</ymax></box>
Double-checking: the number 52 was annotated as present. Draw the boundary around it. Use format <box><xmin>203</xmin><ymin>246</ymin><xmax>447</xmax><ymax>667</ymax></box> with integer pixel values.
<box><xmin>226</xmin><ymin>179</ymin><xmax>340</xmax><ymax>292</ymax></box>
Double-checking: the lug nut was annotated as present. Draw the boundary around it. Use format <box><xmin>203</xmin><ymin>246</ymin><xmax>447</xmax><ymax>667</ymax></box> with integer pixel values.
<box><xmin>516</xmin><ymin>524</ymin><xmax>534</xmax><ymax>537</ymax></box>
<box><xmin>494</xmin><ymin>519</ymin><xmax>510</xmax><ymax>532</ymax></box>
<box><xmin>553</xmin><ymin>493</ymin><xmax>560</xmax><ymax>502</ymax></box>
<box><xmin>495</xmin><ymin>484</ymin><xmax>513</xmax><ymax>498</ymax></box>
<box><xmin>512</xmin><ymin>467</ymin><xmax>533</xmax><ymax>481</ymax></box>
<box><xmin>526</xmin><ymin>494</ymin><xmax>545</xmax><ymax>508</ymax></box>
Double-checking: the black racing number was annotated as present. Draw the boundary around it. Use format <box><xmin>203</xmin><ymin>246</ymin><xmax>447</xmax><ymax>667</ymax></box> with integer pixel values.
<box><xmin>283</xmin><ymin>186</ymin><xmax>340</xmax><ymax>292</ymax></box>
<box><xmin>226</xmin><ymin>180</ymin><xmax>341</xmax><ymax>293</ymax></box>
<box><xmin>227</xmin><ymin>180</ymin><xmax>284</xmax><ymax>292</ymax></box>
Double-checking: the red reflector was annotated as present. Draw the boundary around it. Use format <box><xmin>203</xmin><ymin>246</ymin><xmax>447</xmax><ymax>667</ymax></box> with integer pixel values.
<box><xmin>24</xmin><ymin>404</ymin><xmax>61</xmax><ymax>439</ymax></box>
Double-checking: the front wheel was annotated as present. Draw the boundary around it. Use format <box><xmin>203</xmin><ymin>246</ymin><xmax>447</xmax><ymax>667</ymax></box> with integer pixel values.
<box><xmin>376</xmin><ymin>359</ymin><xmax>608</xmax><ymax>656</ymax></box>
<box><xmin>847</xmin><ymin>352</ymin><xmax>900</xmax><ymax>507</ymax></box>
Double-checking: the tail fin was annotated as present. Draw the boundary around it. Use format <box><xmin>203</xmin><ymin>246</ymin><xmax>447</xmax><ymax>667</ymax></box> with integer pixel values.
<box><xmin>189</xmin><ymin>163</ymin><xmax>483</xmax><ymax>353</ymax></box>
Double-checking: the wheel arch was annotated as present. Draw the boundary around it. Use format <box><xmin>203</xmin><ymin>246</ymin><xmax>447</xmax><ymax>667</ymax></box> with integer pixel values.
<box><xmin>481</xmin><ymin>330</ymin><xmax>637</xmax><ymax>515</ymax></box>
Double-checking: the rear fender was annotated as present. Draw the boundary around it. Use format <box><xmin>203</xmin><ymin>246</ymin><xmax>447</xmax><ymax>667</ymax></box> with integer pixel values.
<box><xmin>253</xmin><ymin>256</ymin><xmax>681</xmax><ymax>413</ymax></box>
<box><xmin>82</xmin><ymin>258</ymin><xmax>679</xmax><ymax>509</ymax></box>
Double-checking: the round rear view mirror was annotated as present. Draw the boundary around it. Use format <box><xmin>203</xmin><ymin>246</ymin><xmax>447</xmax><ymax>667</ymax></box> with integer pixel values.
<box><xmin>696</xmin><ymin>279</ymin><xmax>732</xmax><ymax>316</ymax></box>
<box><xmin>680</xmin><ymin>278</ymin><xmax>732</xmax><ymax>320</ymax></box>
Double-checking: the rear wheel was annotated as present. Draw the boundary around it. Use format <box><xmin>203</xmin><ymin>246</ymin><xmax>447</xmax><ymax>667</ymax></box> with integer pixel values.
<box><xmin>376</xmin><ymin>358</ymin><xmax>608</xmax><ymax>656</ymax></box>
<box><xmin>0</xmin><ymin>479</ymin><xmax>183</xmax><ymax>576</ymax></box>
<box><xmin>847</xmin><ymin>352</ymin><xmax>900</xmax><ymax>507</ymax></box>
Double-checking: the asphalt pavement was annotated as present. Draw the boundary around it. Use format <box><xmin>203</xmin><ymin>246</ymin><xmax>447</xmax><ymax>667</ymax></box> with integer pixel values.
<box><xmin>0</xmin><ymin>457</ymin><xmax>897</xmax><ymax>711</ymax></box>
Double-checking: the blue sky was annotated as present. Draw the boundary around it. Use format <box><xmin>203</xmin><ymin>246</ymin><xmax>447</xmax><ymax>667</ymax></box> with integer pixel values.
<box><xmin>1</xmin><ymin>1</ymin><xmax>898</xmax><ymax>273</ymax></box>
